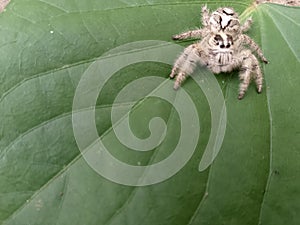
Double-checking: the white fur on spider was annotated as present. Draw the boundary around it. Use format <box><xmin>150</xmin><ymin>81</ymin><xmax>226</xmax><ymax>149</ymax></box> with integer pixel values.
<box><xmin>170</xmin><ymin>6</ymin><xmax>268</xmax><ymax>99</ymax></box>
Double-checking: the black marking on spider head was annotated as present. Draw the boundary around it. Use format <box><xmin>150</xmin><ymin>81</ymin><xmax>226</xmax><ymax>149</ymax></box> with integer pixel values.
<box><xmin>213</xmin><ymin>34</ymin><xmax>233</xmax><ymax>48</ymax></box>
<box><xmin>214</xmin><ymin>34</ymin><xmax>223</xmax><ymax>43</ymax></box>
<box><xmin>222</xmin><ymin>8</ymin><xmax>235</xmax><ymax>16</ymax></box>
<box><xmin>210</xmin><ymin>7</ymin><xmax>240</xmax><ymax>31</ymax></box>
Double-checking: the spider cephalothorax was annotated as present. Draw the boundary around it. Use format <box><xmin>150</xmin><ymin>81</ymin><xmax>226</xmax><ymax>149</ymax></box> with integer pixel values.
<box><xmin>170</xmin><ymin>6</ymin><xmax>268</xmax><ymax>99</ymax></box>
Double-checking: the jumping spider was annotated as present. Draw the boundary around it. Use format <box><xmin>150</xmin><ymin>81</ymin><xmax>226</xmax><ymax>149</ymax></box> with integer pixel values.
<box><xmin>170</xmin><ymin>6</ymin><xmax>268</xmax><ymax>99</ymax></box>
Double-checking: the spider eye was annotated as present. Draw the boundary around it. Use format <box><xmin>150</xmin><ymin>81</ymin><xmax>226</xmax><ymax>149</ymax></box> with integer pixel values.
<box><xmin>214</xmin><ymin>34</ymin><xmax>223</xmax><ymax>45</ymax></box>
<box><xmin>214</xmin><ymin>35</ymin><xmax>222</xmax><ymax>41</ymax></box>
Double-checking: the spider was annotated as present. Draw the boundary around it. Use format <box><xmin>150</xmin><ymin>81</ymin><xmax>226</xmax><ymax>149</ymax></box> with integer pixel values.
<box><xmin>170</xmin><ymin>5</ymin><xmax>268</xmax><ymax>99</ymax></box>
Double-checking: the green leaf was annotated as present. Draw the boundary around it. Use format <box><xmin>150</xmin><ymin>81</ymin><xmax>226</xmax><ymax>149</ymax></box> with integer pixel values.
<box><xmin>0</xmin><ymin>1</ymin><xmax>299</xmax><ymax>225</ymax></box>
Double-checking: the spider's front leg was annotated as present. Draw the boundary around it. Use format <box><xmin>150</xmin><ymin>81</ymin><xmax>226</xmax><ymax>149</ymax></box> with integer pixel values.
<box><xmin>170</xmin><ymin>44</ymin><xmax>201</xmax><ymax>89</ymax></box>
<box><xmin>238</xmin><ymin>50</ymin><xmax>262</xmax><ymax>99</ymax></box>
<box><xmin>172</xmin><ymin>29</ymin><xmax>205</xmax><ymax>40</ymax></box>
<box><xmin>172</xmin><ymin>5</ymin><xmax>209</xmax><ymax>40</ymax></box>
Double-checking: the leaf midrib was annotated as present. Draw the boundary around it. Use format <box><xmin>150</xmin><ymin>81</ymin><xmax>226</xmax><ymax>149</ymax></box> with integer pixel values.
<box><xmin>256</xmin><ymin>5</ymin><xmax>273</xmax><ymax>225</ymax></box>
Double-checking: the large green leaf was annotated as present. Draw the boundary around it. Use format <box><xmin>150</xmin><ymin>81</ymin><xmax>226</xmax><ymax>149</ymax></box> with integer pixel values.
<box><xmin>0</xmin><ymin>0</ymin><xmax>299</xmax><ymax>224</ymax></box>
